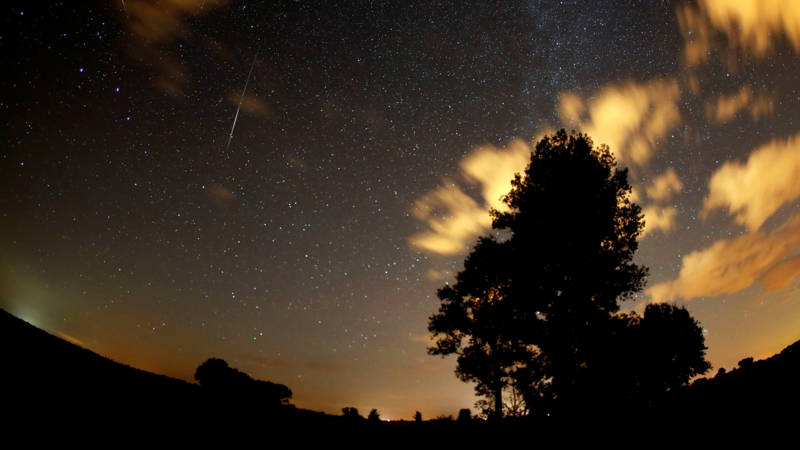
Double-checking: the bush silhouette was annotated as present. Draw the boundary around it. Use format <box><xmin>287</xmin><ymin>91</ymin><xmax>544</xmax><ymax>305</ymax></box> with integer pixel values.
<box><xmin>194</xmin><ymin>358</ymin><xmax>292</xmax><ymax>406</ymax></box>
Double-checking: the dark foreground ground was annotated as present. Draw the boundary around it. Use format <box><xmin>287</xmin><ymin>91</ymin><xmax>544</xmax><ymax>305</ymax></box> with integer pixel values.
<box><xmin>2</xmin><ymin>308</ymin><xmax>798</xmax><ymax>444</ymax></box>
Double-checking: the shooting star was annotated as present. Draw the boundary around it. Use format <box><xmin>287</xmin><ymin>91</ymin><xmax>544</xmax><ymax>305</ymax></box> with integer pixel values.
<box><xmin>225</xmin><ymin>52</ymin><xmax>259</xmax><ymax>151</ymax></box>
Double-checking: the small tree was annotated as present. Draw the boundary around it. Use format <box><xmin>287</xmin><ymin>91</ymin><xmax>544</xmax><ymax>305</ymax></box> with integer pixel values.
<box><xmin>634</xmin><ymin>303</ymin><xmax>711</xmax><ymax>395</ymax></box>
<box><xmin>367</xmin><ymin>408</ymin><xmax>381</xmax><ymax>422</ymax></box>
<box><xmin>414</xmin><ymin>411</ymin><xmax>422</xmax><ymax>422</ymax></box>
<box><xmin>428</xmin><ymin>236</ymin><xmax>533</xmax><ymax>418</ymax></box>
<box><xmin>194</xmin><ymin>358</ymin><xmax>235</xmax><ymax>389</ymax></box>
<box><xmin>342</xmin><ymin>407</ymin><xmax>362</xmax><ymax>420</ymax></box>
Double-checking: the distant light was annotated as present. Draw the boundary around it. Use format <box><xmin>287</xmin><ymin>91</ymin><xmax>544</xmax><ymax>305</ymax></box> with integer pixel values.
<box><xmin>79</xmin><ymin>68</ymin><xmax>84</xmax><ymax>73</ymax></box>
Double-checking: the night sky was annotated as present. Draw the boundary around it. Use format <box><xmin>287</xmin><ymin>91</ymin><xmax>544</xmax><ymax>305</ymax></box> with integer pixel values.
<box><xmin>2</xmin><ymin>0</ymin><xmax>800</xmax><ymax>419</ymax></box>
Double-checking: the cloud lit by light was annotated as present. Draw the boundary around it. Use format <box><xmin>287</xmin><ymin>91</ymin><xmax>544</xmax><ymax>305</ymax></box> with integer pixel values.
<box><xmin>645</xmin><ymin>168</ymin><xmax>683</xmax><ymax>202</ymax></box>
<box><xmin>409</xmin><ymin>140</ymin><xmax>532</xmax><ymax>256</ymax></box>
<box><xmin>706</xmin><ymin>87</ymin><xmax>774</xmax><ymax>123</ymax></box>
<box><xmin>759</xmin><ymin>255</ymin><xmax>800</xmax><ymax>293</ymax></box>
<box><xmin>227</xmin><ymin>92</ymin><xmax>271</xmax><ymax>117</ymax></box>
<box><xmin>648</xmin><ymin>212</ymin><xmax>800</xmax><ymax>302</ymax></box>
<box><xmin>558</xmin><ymin>79</ymin><xmax>681</xmax><ymax>168</ymax></box>
<box><xmin>678</xmin><ymin>0</ymin><xmax>800</xmax><ymax>65</ymax></box>
<box><xmin>703</xmin><ymin>132</ymin><xmax>800</xmax><ymax>231</ymax></box>
<box><xmin>641</xmin><ymin>205</ymin><xmax>679</xmax><ymax>237</ymax></box>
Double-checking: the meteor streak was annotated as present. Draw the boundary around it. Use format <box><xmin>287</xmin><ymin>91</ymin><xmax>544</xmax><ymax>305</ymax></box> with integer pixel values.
<box><xmin>226</xmin><ymin>53</ymin><xmax>259</xmax><ymax>151</ymax></box>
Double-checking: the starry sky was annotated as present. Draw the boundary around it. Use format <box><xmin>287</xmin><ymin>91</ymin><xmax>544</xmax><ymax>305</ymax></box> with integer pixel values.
<box><xmin>2</xmin><ymin>0</ymin><xmax>800</xmax><ymax>419</ymax></box>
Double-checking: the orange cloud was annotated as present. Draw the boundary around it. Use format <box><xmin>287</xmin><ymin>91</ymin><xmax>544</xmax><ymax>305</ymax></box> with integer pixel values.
<box><xmin>678</xmin><ymin>0</ymin><xmax>800</xmax><ymax>65</ymax></box>
<box><xmin>127</xmin><ymin>0</ymin><xmax>228</xmax><ymax>43</ymax></box>
<box><xmin>641</xmin><ymin>205</ymin><xmax>679</xmax><ymax>237</ymax></box>
<box><xmin>409</xmin><ymin>140</ymin><xmax>532</xmax><ymax>256</ymax></box>
<box><xmin>227</xmin><ymin>93</ymin><xmax>271</xmax><ymax>117</ymax></box>
<box><xmin>706</xmin><ymin>87</ymin><xmax>775</xmax><ymax>123</ymax></box>
<box><xmin>647</xmin><ymin>212</ymin><xmax>800</xmax><ymax>302</ymax></box>
<box><xmin>558</xmin><ymin>79</ymin><xmax>681</xmax><ymax>167</ymax></box>
<box><xmin>759</xmin><ymin>255</ymin><xmax>800</xmax><ymax>292</ymax></box>
<box><xmin>558</xmin><ymin>92</ymin><xmax>585</xmax><ymax>126</ymax></box>
<box><xmin>645</xmin><ymin>168</ymin><xmax>683</xmax><ymax>202</ymax></box>
<box><xmin>703</xmin><ymin>133</ymin><xmax>800</xmax><ymax>230</ymax></box>
<box><xmin>460</xmin><ymin>140</ymin><xmax>533</xmax><ymax>213</ymax></box>
<box><xmin>409</xmin><ymin>180</ymin><xmax>492</xmax><ymax>255</ymax></box>
<box><xmin>125</xmin><ymin>0</ymin><xmax>230</xmax><ymax>94</ymax></box>
<box><xmin>425</xmin><ymin>268</ymin><xmax>453</xmax><ymax>281</ymax></box>
<box><xmin>205</xmin><ymin>183</ymin><xmax>236</xmax><ymax>208</ymax></box>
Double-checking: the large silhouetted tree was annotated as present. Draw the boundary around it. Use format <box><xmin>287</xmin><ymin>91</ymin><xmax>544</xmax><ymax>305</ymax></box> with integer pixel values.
<box><xmin>490</xmin><ymin>130</ymin><xmax>649</xmax><ymax>410</ymax></box>
<box><xmin>429</xmin><ymin>130</ymin><xmax>709</xmax><ymax>417</ymax></box>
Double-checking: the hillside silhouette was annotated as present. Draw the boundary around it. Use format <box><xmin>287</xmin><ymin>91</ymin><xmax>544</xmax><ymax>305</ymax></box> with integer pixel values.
<box><xmin>2</xmin><ymin>309</ymin><xmax>198</xmax><ymax>398</ymax></box>
<box><xmin>2</xmin><ymin>307</ymin><xmax>798</xmax><ymax>438</ymax></box>
<box><xmin>0</xmin><ymin>309</ymin><xmax>325</xmax><ymax>434</ymax></box>
<box><xmin>675</xmin><ymin>339</ymin><xmax>800</xmax><ymax>423</ymax></box>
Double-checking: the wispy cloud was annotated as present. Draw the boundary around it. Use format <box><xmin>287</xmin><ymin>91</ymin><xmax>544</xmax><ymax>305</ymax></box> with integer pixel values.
<box><xmin>678</xmin><ymin>0</ymin><xmax>800</xmax><ymax>65</ymax></box>
<box><xmin>647</xmin><ymin>212</ymin><xmax>800</xmax><ymax>302</ymax></box>
<box><xmin>205</xmin><ymin>183</ymin><xmax>236</xmax><ymax>208</ymax></box>
<box><xmin>227</xmin><ymin>92</ymin><xmax>271</xmax><ymax>117</ymax></box>
<box><xmin>645</xmin><ymin>168</ymin><xmax>683</xmax><ymax>202</ymax></box>
<box><xmin>558</xmin><ymin>79</ymin><xmax>681</xmax><ymax>168</ymax></box>
<box><xmin>125</xmin><ymin>0</ymin><xmax>231</xmax><ymax>95</ymax></box>
<box><xmin>408</xmin><ymin>139</ymin><xmax>532</xmax><ymax>256</ymax></box>
<box><xmin>706</xmin><ymin>87</ymin><xmax>774</xmax><ymax>123</ymax></box>
<box><xmin>703</xmin><ymin>132</ymin><xmax>800</xmax><ymax>231</ymax></box>
<box><xmin>641</xmin><ymin>205</ymin><xmax>679</xmax><ymax>237</ymax></box>
<box><xmin>412</xmin><ymin>78</ymin><xmax>684</xmax><ymax>257</ymax></box>
<box><xmin>127</xmin><ymin>0</ymin><xmax>229</xmax><ymax>43</ymax></box>
<box><xmin>759</xmin><ymin>255</ymin><xmax>800</xmax><ymax>293</ymax></box>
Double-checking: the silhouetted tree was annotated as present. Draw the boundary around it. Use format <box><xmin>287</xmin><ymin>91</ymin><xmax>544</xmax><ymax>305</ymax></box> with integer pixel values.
<box><xmin>429</xmin><ymin>130</ymin><xmax>709</xmax><ymax>416</ymax></box>
<box><xmin>414</xmin><ymin>411</ymin><xmax>422</xmax><ymax>422</ymax></box>
<box><xmin>428</xmin><ymin>236</ymin><xmax>531</xmax><ymax>418</ymax></box>
<box><xmin>457</xmin><ymin>408</ymin><xmax>471</xmax><ymax>422</ymax></box>
<box><xmin>488</xmin><ymin>130</ymin><xmax>650</xmax><ymax>411</ymax></box>
<box><xmin>633</xmin><ymin>303</ymin><xmax>711</xmax><ymax>397</ymax></box>
<box><xmin>342</xmin><ymin>407</ymin><xmax>362</xmax><ymax>420</ymax></box>
<box><xmin>194</xmin><ymin>358</ymin><xmax>292</xmax><ymax>406</ymax></box>
<box><xmin>367</xmin><ymin>408</ymin><xmax>381</xmax><ymax>422</ymax></box>
<box><xmin>597</xmin><ymin>303</ymin><xmax>710</xmax><ymax>408</ymax></box>
<box><xmin>194</xmin><ymin>357</ymin><xmax>236</xmax><ymax>389</ymax></box>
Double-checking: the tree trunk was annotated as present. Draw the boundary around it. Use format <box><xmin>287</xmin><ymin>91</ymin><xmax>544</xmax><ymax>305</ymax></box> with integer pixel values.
<box><xmin>494</xmin><ymin>381</ymin><xmax>503</xmax><ymax>419</ymax></box>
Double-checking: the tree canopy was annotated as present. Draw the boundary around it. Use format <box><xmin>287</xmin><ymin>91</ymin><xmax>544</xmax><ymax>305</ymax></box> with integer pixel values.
<box><xmin>194</xmin><ymin>357</ymin><xmax>292</xmax><ymax>406</ymax></box>
<box><xmin>428</xmin><ymin>130</ymin><xmax>709</xmax><ymax>418</ymax></box>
